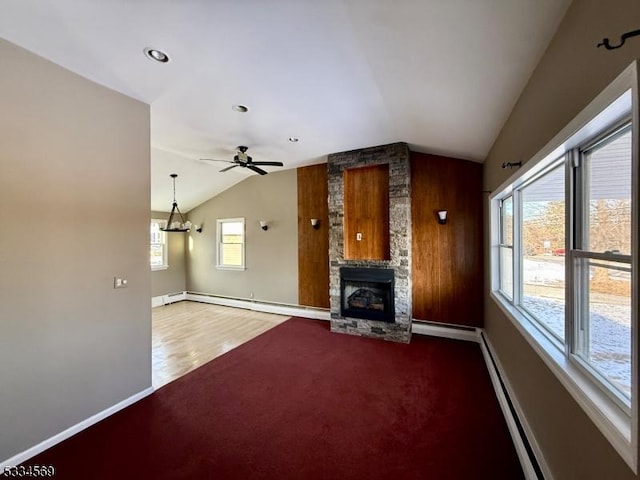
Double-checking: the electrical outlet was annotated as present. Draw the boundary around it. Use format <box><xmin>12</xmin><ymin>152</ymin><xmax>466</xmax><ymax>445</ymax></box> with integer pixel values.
<box><xmin>356</xmin><ymin>232</ymin><xmax>363</xmax><ymax>241</ymax></box>
<box><xmin>114</xmin><ymin>277</ymin><xmax>128</xmax><ymax>289</ymax></box>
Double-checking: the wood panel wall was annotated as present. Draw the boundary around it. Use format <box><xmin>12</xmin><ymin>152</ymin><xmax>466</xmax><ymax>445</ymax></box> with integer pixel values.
<box><xmin>411</xmin><ymin>153</ymin><xmax>483</xmax><ymax>327</ymax></box>
<box><xmin>343</xmin><ymin>164</ymin><xmax>390</xmax><ymax>260</ymax></box>
<box><xmin>297</xmin><ymin>164</ymin><xmax>330</xmax><ymax>308</ymax></box>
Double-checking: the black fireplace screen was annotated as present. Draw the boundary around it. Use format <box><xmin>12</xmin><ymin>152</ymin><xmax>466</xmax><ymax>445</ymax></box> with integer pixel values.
<box><xmin>340</xmin><ymin>267</ymin><xmax>395</xmax><ymax>322</ymax></box>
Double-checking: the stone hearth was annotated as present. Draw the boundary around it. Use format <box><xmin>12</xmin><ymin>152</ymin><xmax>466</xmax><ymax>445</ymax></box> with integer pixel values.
<box><xmin>328</xmin><ymin>142</ymin><xmax>412</xmax><ymax>343</ymax></box>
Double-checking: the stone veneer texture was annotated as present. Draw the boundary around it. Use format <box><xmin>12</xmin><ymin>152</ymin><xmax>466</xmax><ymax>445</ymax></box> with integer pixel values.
<box><xmin>328</xmin><ymin>142</ymin><xmax>412</xmax><ymax>343</ymax></box>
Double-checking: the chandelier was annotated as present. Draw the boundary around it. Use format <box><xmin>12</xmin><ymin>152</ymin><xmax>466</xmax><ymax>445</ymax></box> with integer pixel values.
<box><xmin>161</xmin><ymin>174</ymin><xmax>191</xmax><ymax>232</ymax></box>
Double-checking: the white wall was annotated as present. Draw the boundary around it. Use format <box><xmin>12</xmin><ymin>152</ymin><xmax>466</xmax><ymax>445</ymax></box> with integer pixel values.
<box><xmin>186</xmin><ymin>169</ymin><xmax>298</xmax><ymax>305</ymax></box>
<box><xmin>0</xmin><ymin>39</ymin><xmax>151</xmax><ymax>461</ymax></box>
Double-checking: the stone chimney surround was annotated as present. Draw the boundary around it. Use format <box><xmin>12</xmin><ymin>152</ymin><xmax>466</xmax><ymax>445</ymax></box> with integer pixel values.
<box><xmin>328</xmin><ymin>142</ymin><xmax>412</xmax><ymax>343</ymax></box>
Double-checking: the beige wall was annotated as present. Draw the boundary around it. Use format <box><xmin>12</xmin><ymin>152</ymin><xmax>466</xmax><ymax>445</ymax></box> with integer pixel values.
<box><xmin>151</xmin><ymin>211</ymin><xmax>187</xmax><ymax>297</ymax></box>
<box><xmin>186</xmin><ymin>170</ymin><xmax>298</xmax><ymax>304</ymax></box>
<box><xmin>483</xmin><ymin>1</ymin><xmax>640</xmax><ymax>478</ymax></box>
<box><xmin>0</xmin><ymin>39</ymin><xmax>151</xmax><ymax>461</ymax></box>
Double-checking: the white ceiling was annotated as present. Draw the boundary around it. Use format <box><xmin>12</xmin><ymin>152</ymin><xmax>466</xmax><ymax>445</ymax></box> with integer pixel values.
<box><xmin>0</xmin><ymin>0</ymin><xmax>571</xmax><ymax>212</ymax></box>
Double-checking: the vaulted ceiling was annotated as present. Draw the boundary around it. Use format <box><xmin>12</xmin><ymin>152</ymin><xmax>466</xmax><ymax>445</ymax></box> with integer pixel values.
<box><xmin>0</xmin><ymin>0</ymin><xmax>572</xmax><ymax>211</ymax></box>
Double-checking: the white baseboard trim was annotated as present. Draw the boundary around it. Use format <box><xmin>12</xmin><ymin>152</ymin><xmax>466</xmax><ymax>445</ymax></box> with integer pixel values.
<box><xmin>152</xmin><ymin>291</ymin><xmax>187</xmax><ymax>308</ymax></box>
<box><xmin>185</xmin><ymin>293</ymin><xmax>331</xmax><ymax>321</ymax></box>
<box><xmin>480</xmin><ymin>332</ymin><xmax>549</xmax><ymax>480</ymax></box>
<box><xmin>0</xmin><ymin>387</ymin><xmax>154</xmax><ymax>469</ymax></box>
<box><xmin>411</xmin><ymin>321</ymin><xmax>481</xmax><ymax>343</ymax></box>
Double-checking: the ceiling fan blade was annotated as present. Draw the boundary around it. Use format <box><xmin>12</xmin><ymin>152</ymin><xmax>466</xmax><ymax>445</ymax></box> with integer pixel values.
<box><xmin>251</xmin><ymin>161</ymin><xmax>284</xmax><ymax>167</ymax></box>
<box><xmin>247</xmin><ymin>165</ymin><xmax>268</xmax><ymax>175</ymax></box>
<box><xmin>201</xmin><ymin>158</ymin><xmax>233</xmax><ymax>164</ymax></box>
<box><xmin>220</xmin><ymin>165</ymin><xmax>238</xmax><ymax>172</ymax></box>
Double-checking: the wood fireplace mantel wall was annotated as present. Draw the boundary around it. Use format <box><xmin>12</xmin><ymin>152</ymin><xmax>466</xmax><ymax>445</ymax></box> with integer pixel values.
<box><xmin>297</xmin><ymin>164</ymin><xmax>330</xmax><ymax>308</ymax></box>
<box><xmin>327</xmin><ymin>142</ymin><xmax>412</xmax><ymax>343</ymax></box>
<box><xmin>343</xmin><ymin>164</ymin><xmax>390</xmax><ymax>260</ymax></box>
<box><xmin>410</xmin><ymin>152</ymin><xmax>483</xmax><ymax>327</ymax></box>
<box><xmin>296</xmin><ymin>152</ymin><xmax>483</xmax><ymax>328</ymax></box>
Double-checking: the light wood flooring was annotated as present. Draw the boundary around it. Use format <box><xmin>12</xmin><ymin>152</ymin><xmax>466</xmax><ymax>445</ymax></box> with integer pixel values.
<box><xmin>152</xmin><ymin>301</ymin><xmax>288</xmax><ymax>388</ymax></box>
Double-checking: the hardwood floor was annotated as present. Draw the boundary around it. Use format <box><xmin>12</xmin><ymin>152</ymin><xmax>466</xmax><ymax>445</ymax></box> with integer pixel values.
<box><xmin>152</xmin><ymin>301</ymin><xmax>288</xmax><ymax>388</ymax></box>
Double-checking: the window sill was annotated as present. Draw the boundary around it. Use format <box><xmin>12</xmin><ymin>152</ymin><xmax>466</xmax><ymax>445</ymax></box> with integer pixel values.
<box><xmin>151</xmin><ymin>265</ymin><xmax>168</xmax><ymax>271</ymax></box>
<box><xmin>490</xmin><ymin>291</ymin><xmax>635</xmax><ymax>472</ymax></box>
<box><xmin>216</xmin><ymin>266</ymin><xmax>246</xmax><ymax>271</ymax></box>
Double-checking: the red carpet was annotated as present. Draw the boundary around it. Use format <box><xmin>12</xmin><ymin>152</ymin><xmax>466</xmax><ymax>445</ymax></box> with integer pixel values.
<box><xmin>27</xmin><ymin>318</ymin><xmax>523</xmax><ymax>479</ymax></box>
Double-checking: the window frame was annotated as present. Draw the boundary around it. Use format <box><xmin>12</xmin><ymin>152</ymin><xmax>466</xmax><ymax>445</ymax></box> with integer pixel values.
<box><xmin>490</xmin><ymin>61</ymin><xmax>639</xmax><ymax>472</ymax></box>
<box><xmin>150</xmin><ymin>218</ymin><xmax>168</xmax><ymax>271</ymax></box>
<box><xmin>216</xmin><ymin>217</ymin><xmax>246</xmax><ymax>270</ymax></box>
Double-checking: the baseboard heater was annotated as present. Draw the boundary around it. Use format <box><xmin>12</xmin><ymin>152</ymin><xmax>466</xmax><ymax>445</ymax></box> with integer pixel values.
<box><xmin>152</xmin><ymin>292</ymin><xmax>187</xmax><ymax>308</ymax></box>
<box><xmin>480</xmin><ymin>332</ymin><xmax>544</xmax><ymax>480</ymax></box>
<box><xmin>185</xmin><ymin>293</ymin><xmax>331</xmax><ymax>321</ymax></box>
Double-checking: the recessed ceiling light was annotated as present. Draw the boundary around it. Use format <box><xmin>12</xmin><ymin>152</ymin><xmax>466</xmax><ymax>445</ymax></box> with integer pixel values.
<box><xmin>232</xmin><ymin>104</ymin><xmax>249</xmax><ymax>113</ymax></box>
<box><xmin>288</xmin><ymin>137</ymin><xmax>300</xmax><ymax>143</ymax></box>
<box><xmin>143</xmin><ymin>47</ymin><xmax>169</xmax><ymax>63</ymax></box>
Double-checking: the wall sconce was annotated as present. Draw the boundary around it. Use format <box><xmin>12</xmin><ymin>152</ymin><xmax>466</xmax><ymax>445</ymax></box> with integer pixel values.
<box><xmin>437</xmin><ymin>210</ymin><xmax>448</xmax><ymax>225</ymax></box>
<box><xmin>310</xmin><ymin>218</ymin><xmax>320</xmax><ymax>230</ymax></box>
<box><xmin>259</xmin><ymin>220</ymin><xmax>269</xmax><ymax>231</ymax></box>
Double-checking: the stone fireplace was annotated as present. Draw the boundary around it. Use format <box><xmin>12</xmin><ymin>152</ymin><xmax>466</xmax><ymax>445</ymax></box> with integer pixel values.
<box><xmin>328</xmin><ymin>142</ymin><xmax>412</xmax><ymax>343</ymax></box>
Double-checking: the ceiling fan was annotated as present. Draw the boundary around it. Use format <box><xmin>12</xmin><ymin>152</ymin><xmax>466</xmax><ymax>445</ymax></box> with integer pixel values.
<box><xmin>200</xmin><ymin>146</ymin><xmax>284</xmax><ymax>175</ymax></box>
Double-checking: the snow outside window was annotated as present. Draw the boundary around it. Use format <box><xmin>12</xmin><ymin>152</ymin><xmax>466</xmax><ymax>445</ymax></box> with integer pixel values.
<box><xmin>573</xmin><ymin>125</ymin><xmax>632</xmax><ymax>404</ymax></box>
<box><xmin>520</xmin><ymin>162</ymin><xmax>566</xmax><ymax>343</ymax></box>
<box><xmin>490</xmin><ymin>71</ymin><xmax>638</xmax><ymax>471</ymax></box>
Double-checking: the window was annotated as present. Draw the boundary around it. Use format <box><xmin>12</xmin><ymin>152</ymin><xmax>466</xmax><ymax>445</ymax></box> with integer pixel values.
<box><xmin>150</xmin><ymin>219</ymin><xmax>168</xmax><ymax>270</ymax></box>
<box><xmin>520</xmin><ymin>161</ymin><xmax>566</xmax><ymax>343</ymax></box>
<box><xmin>490</xmin><ymin>64</ymin><xmax>638</xmax><ymax>471</ymax></box>
<box><xmin>498</xmin><ymin>196</ymin><xmax>514</xmax><ymax>299</ymax></box>
<box><xmin>573</xmin><ymin>125</ymin><xmax>632</xmax><ymax>403</ymax></box>
<box><xmin>217</xmin><ymin>218</ymin><xmax>245</xmax><ymax>269</ymax></box>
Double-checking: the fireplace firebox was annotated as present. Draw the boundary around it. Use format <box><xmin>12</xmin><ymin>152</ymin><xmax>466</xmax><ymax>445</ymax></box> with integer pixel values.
<box><xmin>340</xmin><ymin>267</ymin><xmax>395</xmax><ymax>323</ymax></box>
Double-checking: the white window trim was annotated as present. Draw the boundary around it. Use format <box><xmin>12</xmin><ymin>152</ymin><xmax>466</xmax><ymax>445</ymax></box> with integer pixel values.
<box><xmin>150</xmin><ymin>218</ymin><xmax>168</xmax><ymax>271</ymax></box>
<box><xmin>216</xmin><ymin>217</ymin><xmax>246</xmax><ymax>270</ymax></box>
<box><xmin>489</xmin><ymin>60</ymin><xmax>639</xmax><ymax>472</ymax></box>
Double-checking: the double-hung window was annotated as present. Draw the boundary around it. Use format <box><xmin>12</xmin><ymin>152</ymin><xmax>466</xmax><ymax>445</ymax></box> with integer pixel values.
<box><xmin>573</xmin><ymin>124</ymin><xmax>632</xmax><ymax>404</ymax></box>
<box><xmin>150</xmin><ymin>219</ymin><xmax>168</xmax><ymax>270</ymax></box>
<box><xmin>216</xmin><ymin>218</ymin><xmax>245</xmax><ymax>269</ymax></box>
<box><xmin>491</xmin><ymin>62</ymin><xmax>638</xmax><ymax>470</ymax></box>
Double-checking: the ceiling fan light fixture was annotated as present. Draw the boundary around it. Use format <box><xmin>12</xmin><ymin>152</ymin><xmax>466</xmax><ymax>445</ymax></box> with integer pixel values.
<box><xmin>143</xmin><ymin>47</ymin><xmax>170</xmax><ymax>63</ymax></box>
<box><xmin>201</xmin><ymin>146</ymin><xmax>283</xmax><ymax>176</ymax></box>
<box><xmin>232</xmin><ymin>104</ymin><xmax>249</xmax><ymax>113</ymax></box>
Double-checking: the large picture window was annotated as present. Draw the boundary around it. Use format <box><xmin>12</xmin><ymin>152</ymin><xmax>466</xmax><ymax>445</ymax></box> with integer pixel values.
<box><xmin>217</xmin><ymin>218</ymin><xmax>245</xmax><ymax>269</ymax></box>
<box><xmin>490</xmin><ymin>64</ymin><xmax>638</xmax><ymax>470</ymax></box>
